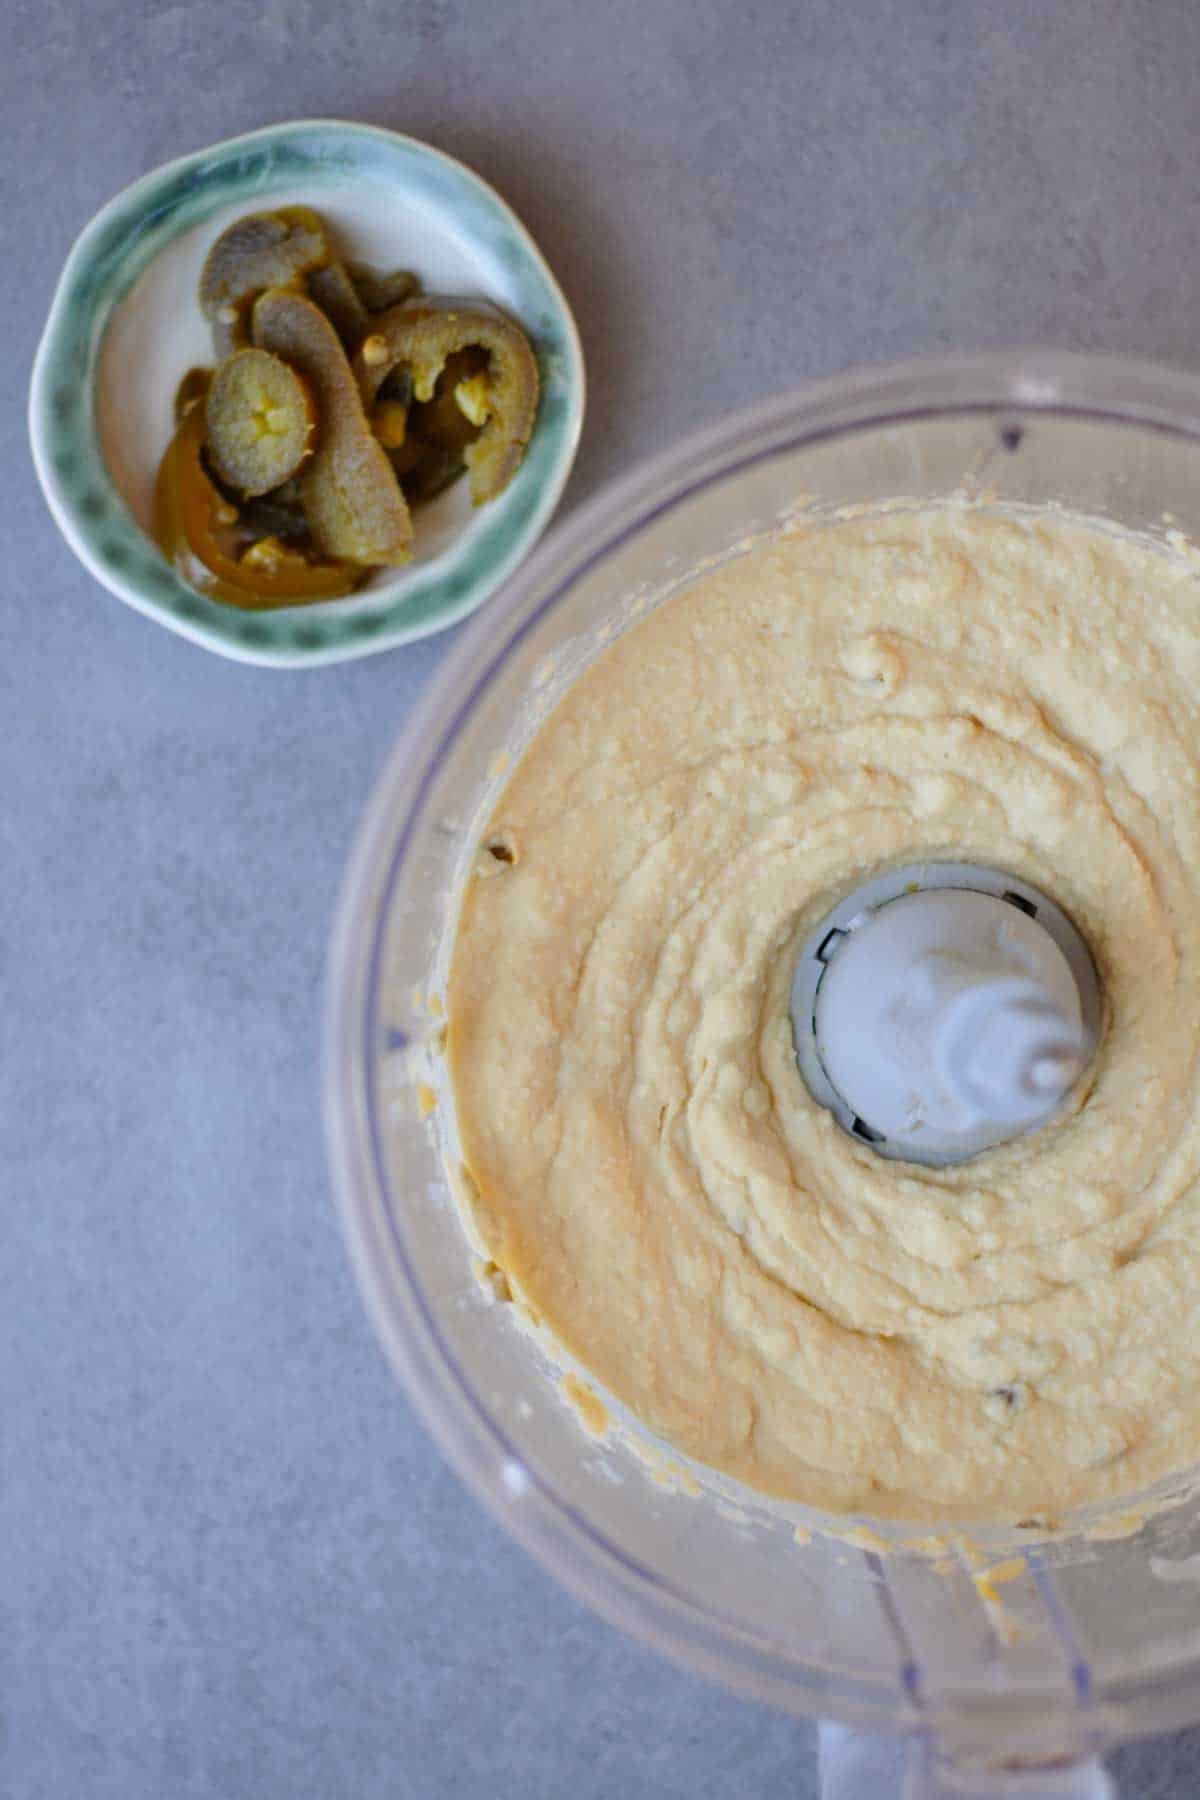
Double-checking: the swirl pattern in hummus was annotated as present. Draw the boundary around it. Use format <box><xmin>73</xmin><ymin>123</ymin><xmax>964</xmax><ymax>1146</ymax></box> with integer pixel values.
<box><xmin>446</xmin><ymin>508</ymin><xmax>1200</xmax><ymax>1520</ymax></box>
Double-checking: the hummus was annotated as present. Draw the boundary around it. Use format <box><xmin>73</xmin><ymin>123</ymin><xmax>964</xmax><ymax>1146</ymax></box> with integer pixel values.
<box><xmin>446</xmin><ymin>507</ymin><xmax>1200</xmax><ymax>1520</ymax></box>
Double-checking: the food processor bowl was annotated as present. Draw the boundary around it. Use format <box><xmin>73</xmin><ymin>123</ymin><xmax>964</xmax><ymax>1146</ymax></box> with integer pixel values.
<box><xmin>326</xmin><ymin>352</ymin><xmax>1200</xmax><ymax>1797</ymax></box>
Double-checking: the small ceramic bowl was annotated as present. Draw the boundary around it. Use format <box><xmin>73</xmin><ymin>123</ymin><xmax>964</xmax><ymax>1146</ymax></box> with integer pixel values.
<box><xmin>30</xmin><ymin>120</ymin><xmax>585</xmax><ymax>667</ymax></box>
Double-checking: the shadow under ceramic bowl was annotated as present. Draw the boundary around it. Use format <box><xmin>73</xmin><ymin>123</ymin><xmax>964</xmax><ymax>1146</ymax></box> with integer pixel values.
<box><xmin>30</xmin><ymin>119</ymin><xmax>585</xmax><ymax>667</ymax></box>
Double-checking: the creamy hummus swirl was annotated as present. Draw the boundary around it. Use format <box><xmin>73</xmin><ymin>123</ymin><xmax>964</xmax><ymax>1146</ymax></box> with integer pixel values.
<box><xmin>447</xmin><ymin>508</ymin><xmax>1200</xmax><ymax>1520</ymax></box>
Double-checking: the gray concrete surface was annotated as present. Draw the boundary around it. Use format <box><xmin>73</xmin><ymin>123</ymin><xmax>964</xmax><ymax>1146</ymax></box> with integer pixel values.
<box><xmin>7</xmin><ymin>1</ymin><xmax>1200</xmax><ymax>1794</ymax></box>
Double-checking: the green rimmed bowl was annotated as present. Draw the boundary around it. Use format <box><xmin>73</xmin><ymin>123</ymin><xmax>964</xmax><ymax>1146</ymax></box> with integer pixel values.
<box><xmin>29</xmin><ymin>120</ymin><xmax>585</xmax><ymax>667</ymax></box>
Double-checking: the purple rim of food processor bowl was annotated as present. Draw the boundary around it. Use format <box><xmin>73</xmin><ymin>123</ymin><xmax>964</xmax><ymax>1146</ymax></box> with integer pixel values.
<box><xmin>325</xmin><ymin>350</ymin><xmax>1200</xmax><ymax>1744</ymax></box>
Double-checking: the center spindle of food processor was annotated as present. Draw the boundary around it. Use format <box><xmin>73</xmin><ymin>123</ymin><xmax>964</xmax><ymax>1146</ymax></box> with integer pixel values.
<box><xmin>792</xmin><ymin>862</ymin><xmax>1102</xmax><ymax>1164</ymax></box>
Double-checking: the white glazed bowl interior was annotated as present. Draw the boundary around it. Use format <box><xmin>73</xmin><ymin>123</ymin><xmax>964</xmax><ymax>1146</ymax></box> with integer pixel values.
<box><xmin>101</xmin><ymin>185</ymin><xmax>511</xmax><ymax>569</ymax></box>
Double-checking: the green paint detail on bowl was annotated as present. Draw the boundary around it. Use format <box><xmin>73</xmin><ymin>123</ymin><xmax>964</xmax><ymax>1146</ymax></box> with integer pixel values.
<box><xmin>30</xmin><ymin>120</ymin><xmax>585</xmax><ymax>668</ymax></box>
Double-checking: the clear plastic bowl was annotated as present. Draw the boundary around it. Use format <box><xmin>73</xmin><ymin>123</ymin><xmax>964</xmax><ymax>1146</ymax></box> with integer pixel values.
<box><xmin>325</xmin><ymin>352</ymin><xmax>1200</xmax><ymax>1789</ymax></box>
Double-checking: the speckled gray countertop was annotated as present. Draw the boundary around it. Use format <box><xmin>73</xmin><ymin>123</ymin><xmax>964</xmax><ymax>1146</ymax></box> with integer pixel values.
<box><xmin>7</xmin><ymin>3</ymin><xmax>1200</xmax><ymax>1795</ymax></box>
